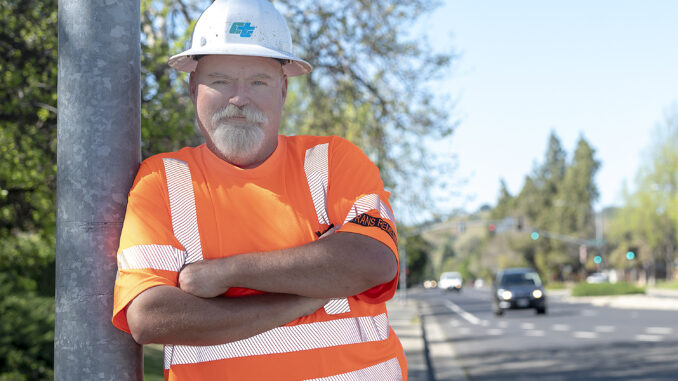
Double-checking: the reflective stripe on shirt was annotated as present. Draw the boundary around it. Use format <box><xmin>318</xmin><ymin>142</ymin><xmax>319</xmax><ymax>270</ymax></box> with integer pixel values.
<box><xmin>304</xmin><ymin>143</ymin><xmax>330</xmax><ymax>226</ymax></box>
<box><xmin>163</xmin><ymin>158</ymin><xmax>203</xmax><ymax>264</ymax></box>
<box><xmin>343</xmin><ymin>193</ymin><xmax>396</xmax><ymax>226</ymax></box>
<box><xmin>118</xmin><ymin>244</ymin><xmax>185</xmax><ymax>272</ymax></box>
<box><xmin>164</xmin><ymin>313</ymin><xmax>390</xmax><ymax>368</ymax></box>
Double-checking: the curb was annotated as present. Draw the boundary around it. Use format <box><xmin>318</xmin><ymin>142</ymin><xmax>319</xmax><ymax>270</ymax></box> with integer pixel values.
<box><xmin>419</xmin><ymin>302</ymin><xmax>469</xmax><ymax>381</ymax></box>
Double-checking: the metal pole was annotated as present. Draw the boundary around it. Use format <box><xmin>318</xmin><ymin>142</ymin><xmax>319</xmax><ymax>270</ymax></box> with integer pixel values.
<box><xmin>399</xmin><ymin>241</ymin><xmax>407</xmax><ymax>300</ymax></box>
<box><xmin>56</xmin><ymin>1</ymin><xmax>141</xmax><ymax>379</ymax></box>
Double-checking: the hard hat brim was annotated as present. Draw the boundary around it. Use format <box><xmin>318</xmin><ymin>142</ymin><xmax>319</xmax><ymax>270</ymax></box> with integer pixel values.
<box><xmin>168</xmin><ymin>44</ymin><xmax>312</xmax><ymax>77</ymax></box>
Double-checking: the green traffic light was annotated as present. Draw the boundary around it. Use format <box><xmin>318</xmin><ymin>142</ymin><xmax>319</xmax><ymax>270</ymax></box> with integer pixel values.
<box><xmin>530</xmin><ymin>232</ymin><xmax>540</xmax><ymax>240</ymax></box>
<box><xmin>593</xmin><ymin>256</ymin><xmax>602</xmax><ymax>264</ymax></box>
<box><xmin>626</xmin><ymin>251</ymin><xmax>635</xmax><ymax>260</ymax></box>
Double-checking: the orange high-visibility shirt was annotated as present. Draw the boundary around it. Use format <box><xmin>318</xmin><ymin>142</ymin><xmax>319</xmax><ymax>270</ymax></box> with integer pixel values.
<box><xmin>112</xmin><ymin>135</ymin><xmax>406</xmax><ymax>380</ymax></box>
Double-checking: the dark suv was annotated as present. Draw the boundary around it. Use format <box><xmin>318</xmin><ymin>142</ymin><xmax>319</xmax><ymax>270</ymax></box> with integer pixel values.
<box><xmin>492</xmin><ymin>268</ymin><xmax>547</xmax><ymax>316</ymax></box>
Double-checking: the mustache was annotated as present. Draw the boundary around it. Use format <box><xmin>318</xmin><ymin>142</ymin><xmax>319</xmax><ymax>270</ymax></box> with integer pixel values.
<box><xmin>211</xmin><ymin>104</ymin><xmax>268</xmax><ymax>125</ymax></box>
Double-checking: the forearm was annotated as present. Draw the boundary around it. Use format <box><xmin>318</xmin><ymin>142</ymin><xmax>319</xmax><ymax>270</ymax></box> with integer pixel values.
<box><xmin>126</xmin><ymin>285</ymin><xmax>326</xmax><ymax>346</ymax></box>
<box><xmin>227</xmin><ymin>232</ymin><xmax>397</xmax><ymax>298</ymax></box>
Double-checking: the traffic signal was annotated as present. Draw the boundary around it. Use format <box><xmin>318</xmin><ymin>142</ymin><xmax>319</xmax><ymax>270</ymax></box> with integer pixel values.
<box><xmin>488</xmin><ymin>224</ymin><xmax>496</xmax><ymax>236</ymax></box>
<box><xmin>593</xmin><ymin>255</ymin><xmax>602</xmax><ymax>264</ymax></box>
<box><xmin>626</xmin><ymin>247</ymin><xmax>637</xmax><ymax>260</ymax></box>
<box><xmin>530</xmin><ymin>231</ymin><xmax>540</xmax><ymax>240</ymax></box>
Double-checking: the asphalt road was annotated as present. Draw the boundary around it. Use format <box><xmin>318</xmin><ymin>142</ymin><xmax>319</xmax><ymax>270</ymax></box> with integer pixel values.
<box><xmin>412</xmin><ymin>287</ymin><xmax>678</xmax><ymax>381</ymax></box>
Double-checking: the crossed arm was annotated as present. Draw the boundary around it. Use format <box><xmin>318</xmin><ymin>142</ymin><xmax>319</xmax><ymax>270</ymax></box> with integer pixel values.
<box><xmin>126</xmin><ymin>231</ymin><xmax>397</xmax><ymax>346</ymax></box>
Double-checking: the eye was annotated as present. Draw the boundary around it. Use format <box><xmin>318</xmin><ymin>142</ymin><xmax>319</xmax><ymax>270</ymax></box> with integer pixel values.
<box><xmin>252</xmin><ymin>80</ymin><xmax>267</xmax><ymax>86</ymax></box>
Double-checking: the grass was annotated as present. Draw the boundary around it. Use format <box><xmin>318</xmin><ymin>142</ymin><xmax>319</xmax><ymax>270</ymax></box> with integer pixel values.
<box><xmin>545</xmin><ymin>282</ymin><xmax>567</xmax><ymax>290</ymax></box>
<box><xmin>144</xmin><ymin>344</ymin><xmax>164</xmax><ymax>381</ymax></box>
<box><xmin>654</xmin><ymin>280</ymin><xmax>678</xmax><ymax>290</ymax></box>
<box><xmin>571</xmin><ymin>282</ymin><xmax>645</xmax><ymax>297</ymax></box>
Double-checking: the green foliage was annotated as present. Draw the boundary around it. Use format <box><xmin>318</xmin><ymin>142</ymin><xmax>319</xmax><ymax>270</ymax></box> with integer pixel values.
<box><xmin>140</xmin><ymin>1</ymin><xmax>205</xmax><ymax>157</ymax></box>
<box><xmin>544</xmin><ymin>282</ymin><xmax>567</xmax><ymax>290</ymax></box>
<box><xmin>571</xmin><ymin>282</ymin><xmax>645</xmax><ymax>297</ymax></box>
<box><xmin>0</xmin><ymin>275</ymin><xmax>54</xmax><ymax>381</ymax></box>
<box><xmin>0</xmin><ymin>0</ymin><xmax>57</xmax><ymax>378</ymax></box>
<box><xmin>403</xmin><ymin>234</ymin><xmax>432</xmax><ymax>287</ymax></box>
<box><xmin>510</xmin><ymin>132</ymin><xmax>601</xmax><ymax>280</ymax></box>
<box><xmin>278</xmin><ymin>0</ymin><xmax>456</xmax><ymax>215</ymax></box>
<box><xmin>143</xmin><ymin>345</ymin><xmax>164</xmax><ymax>381</ymax></box>
<box><xmin>490</xmin><ymin>179</ymin><xmax>515</xmax><ymax>220</ymax></box>
<box><xmin>607</xmin><ymin>106</ymin><xmax>678</xmax><ymax>280</ymax></box>
<box><xmin>654</xmin><ymin>280</ymin><xmax>678</xmax><ymax>290</ymax></box>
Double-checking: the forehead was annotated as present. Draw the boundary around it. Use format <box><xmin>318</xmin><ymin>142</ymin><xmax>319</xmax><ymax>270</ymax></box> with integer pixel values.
<box><xmin>195</xmin><ymin>55</ymin><xmax>283</xmax><ymax>78</ymax></box>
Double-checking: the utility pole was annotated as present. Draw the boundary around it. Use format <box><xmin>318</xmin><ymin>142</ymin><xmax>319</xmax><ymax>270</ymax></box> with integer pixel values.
<box><xmin>56</xmin><ymin>1</ymin><xmax>141</xmax><ymax>379</ymax></box>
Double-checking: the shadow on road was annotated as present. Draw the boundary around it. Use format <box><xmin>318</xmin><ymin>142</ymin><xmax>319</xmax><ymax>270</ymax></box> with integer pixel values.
<box><xmin>446</xmin><ymin>339</ymin><xmax>678</xmax><ymax>381</ymax></box>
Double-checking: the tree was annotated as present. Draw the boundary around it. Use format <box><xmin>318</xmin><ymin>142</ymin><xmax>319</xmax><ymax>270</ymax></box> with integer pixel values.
<box><xmin>0</xmin><ymin>0</ymin><xmax>57</xmax><ymax>379</ymax></box>
<box><xmin>278</xmin><ymin>0</ymin><xmax>456</xmax><ymax>218</ymax></box>
<box><xmin>515</xmin><ymin>132</ymin><xmax>568</xmax><ymax>278</ymax></box>
<box><xmin>491</xmin><ymin>179</ymin><xmax>514</xmax><ymax>220</ymax></box>
<box><xmin>403</xmin><ymin>234</ymin><xmax>433</xmax><ymax>288</ymax></box>
<box><xmin>609</xmin><ymin>106</ymin><xmax>678</xmax><ymax>282</ymax></box>
<box><xmin>553</xmin><ymin>136</ymin><xmax>600</xmax><ymax>273</ymax></box>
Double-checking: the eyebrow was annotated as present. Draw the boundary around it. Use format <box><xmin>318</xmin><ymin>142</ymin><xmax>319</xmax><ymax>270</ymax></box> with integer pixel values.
<box><xmin>207</xmin><ymin>73</ymin><xmax>275</xmax><ymax>80</ymax></box>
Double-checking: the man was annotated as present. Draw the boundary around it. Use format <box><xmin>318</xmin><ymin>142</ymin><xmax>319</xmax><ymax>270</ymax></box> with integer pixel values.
<box><xmin>112</xmin><ymin>0</ymin><xmax>406</xmax><ymax>379</ymax></box>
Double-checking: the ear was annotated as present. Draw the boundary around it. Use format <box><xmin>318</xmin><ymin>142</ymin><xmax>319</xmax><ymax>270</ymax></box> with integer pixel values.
<box><xmin>281</xmin><ymin>75</ymin><xmax>288</xmax><ymax>104</ymax></box>
<box><xmin>189</xmin><ymin>72</ymin><xmax>198</xmax><ymax>106</ymax></box>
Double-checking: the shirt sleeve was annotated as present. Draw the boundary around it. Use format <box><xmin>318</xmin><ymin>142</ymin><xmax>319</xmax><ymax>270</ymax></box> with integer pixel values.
<box><xmin>326</xmin><ymin>136</ymin><xmax>399</xmax><ymax>303</ymax></box>
<box><xmin>112</xmin><ymin>157</ymin><xmax>186</xmax><ymax>334</ymax></box>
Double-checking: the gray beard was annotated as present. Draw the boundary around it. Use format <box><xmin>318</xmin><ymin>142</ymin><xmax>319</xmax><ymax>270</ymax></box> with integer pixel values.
<box><xmin>208</xmin><ymin>104</ymin><xmax>268</xmax><ymax>164</ymax></box>
<box><xmin>211</xmin><ymin>121</ymin><xmax>265</xmax><ymax>164</ymax></box>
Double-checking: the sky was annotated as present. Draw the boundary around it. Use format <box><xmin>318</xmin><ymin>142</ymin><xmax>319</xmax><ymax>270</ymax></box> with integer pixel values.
<box><xmin>422</xmin><ymin>0</ymin><xmax>678</xmax><ymax>213</ymax></box>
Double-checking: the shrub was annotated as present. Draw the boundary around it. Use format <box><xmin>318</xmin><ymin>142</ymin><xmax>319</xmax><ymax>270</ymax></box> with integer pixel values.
<box><xmin>571</xmin><ymin>282</ymin><xmax>645</xmax><ymax>297</ymax></box>
<box><xmin>654</xmin><ymin>280</ymin><xmax>678</xmax><ymax>290</ymax></box>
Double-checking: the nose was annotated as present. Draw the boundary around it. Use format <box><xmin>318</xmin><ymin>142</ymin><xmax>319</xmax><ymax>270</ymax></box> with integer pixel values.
<box><xmin>228</xmin><ymin>82</ymin><xmax>249</xmax><ymax>107</ymax></box>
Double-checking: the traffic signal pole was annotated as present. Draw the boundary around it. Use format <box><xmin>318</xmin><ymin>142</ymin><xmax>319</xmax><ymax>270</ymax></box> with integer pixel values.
<box><xmin>56</xmin><ymin>1</ymin><xmax>142</xmax><ymax>379</ymax></box>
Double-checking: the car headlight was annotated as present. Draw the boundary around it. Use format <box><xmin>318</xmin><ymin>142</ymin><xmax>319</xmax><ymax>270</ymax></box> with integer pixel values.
<box><xmin>498</xmin><ymin>289</ymin><xmax>512</xmax><ymax>300</ymax></box>
<box><xmin>532</xmin><ymin>289</ymin><xmax>543</xmax><ymax>299</ymax></box>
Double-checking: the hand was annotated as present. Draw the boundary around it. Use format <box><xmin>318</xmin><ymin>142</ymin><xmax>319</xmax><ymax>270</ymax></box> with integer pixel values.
<box><xmin>178</xmin><ymin>259</ymin><xmax>230</xmax><ymax>298</ymax></box>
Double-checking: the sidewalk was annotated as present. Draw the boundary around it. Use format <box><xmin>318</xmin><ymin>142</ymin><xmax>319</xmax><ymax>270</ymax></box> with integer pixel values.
<box><xmin>387</xmin><ymin>294</ymin><xmax>468</xmax><ymax>381</ymax></box>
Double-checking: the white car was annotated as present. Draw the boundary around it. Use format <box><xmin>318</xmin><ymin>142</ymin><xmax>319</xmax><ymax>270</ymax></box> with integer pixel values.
<box><xmin>438</xmin><ymin>272</ymin><xmax>463</xmax><ymax>292</ymax></box>
<box><xmin>586</xmin><ymin>272</ymin><xmax>609</xmax><ymax>284</ymax></box>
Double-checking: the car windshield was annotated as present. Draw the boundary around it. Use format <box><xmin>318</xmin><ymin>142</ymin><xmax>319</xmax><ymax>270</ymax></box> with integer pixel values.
<box><xmin>501</xmin><ymin>272</ymin><xmax>542</xmax><ymax>286</ymax></box>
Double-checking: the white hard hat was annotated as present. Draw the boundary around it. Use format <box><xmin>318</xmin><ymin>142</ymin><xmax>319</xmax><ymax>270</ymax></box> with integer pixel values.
<box><xmin>168</xmin><ymin>0</ymin><xmax>312</xmax><ymax>76</ymax></box>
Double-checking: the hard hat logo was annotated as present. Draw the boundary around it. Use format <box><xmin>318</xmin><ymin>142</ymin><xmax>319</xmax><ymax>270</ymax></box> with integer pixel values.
<box><xmin>229</xmin><ymin>22</ymin><xmax>256</xmax><ymax>38</ymax></box>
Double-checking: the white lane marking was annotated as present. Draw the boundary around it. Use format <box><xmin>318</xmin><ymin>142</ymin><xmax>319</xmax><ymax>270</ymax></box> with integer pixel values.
<box><xmin>480</xmin><ymin>320</ymin><xmax>490</xmax><ymax>327</ymax></box>
<box><xmin>574</xmin><ymin>331</ymin><xmax>598</xmax><ymax>339</ymax></box>
<box><xmin>525</xmin><ymin>330</ymin><xmax>545</xmax><ymax>337</ymax></box>
<box><xmin>520</xmin><ymin>323</ymin><xmax>536</xmax><ymax>330</ymax></box>
<box><xmin>636</xmin><ymin>334</ymin><xmax>664</xmax><ymax>342</ymax></box>
<box><xmin>497</xmin><ymin>321</ymin><xmax>509</xmax><ymax>328</ymax></box>
<box><xmin>444</xmin><ymin>300</ymin><xmax>481</xmax><ymax>325</ymax></box>
<box><xmin>449</xmin><ymin>320</ymin><xmax>461</xmax><ymax>327</ymax></box>
<box><xmin>487</xmin><ymin>329</ymin><xmax>503</xmax><ymax>336</ymax></box>
<box><xmin>552</xmin><ymin>324</ymin><xmax>570</xmax><ymax>332</ymax></box>
<box><xmin>595</xmin><ymin>325</ymin><xmax>616</xmax><ymax>333</ymax></box>
<box><xmin>581</xmin><ymin>310</ymin><xmax>598</xmax><ymax>317</ymax></box>
<box><xmin>646</xmin><ymin>327</ymin><xmax>673</xmax><ymax>335</ymax></box>
<box><xmin>457</xmin><ymin>327</ymin><xmax>471</xmax><ymax>335</ymax></box>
